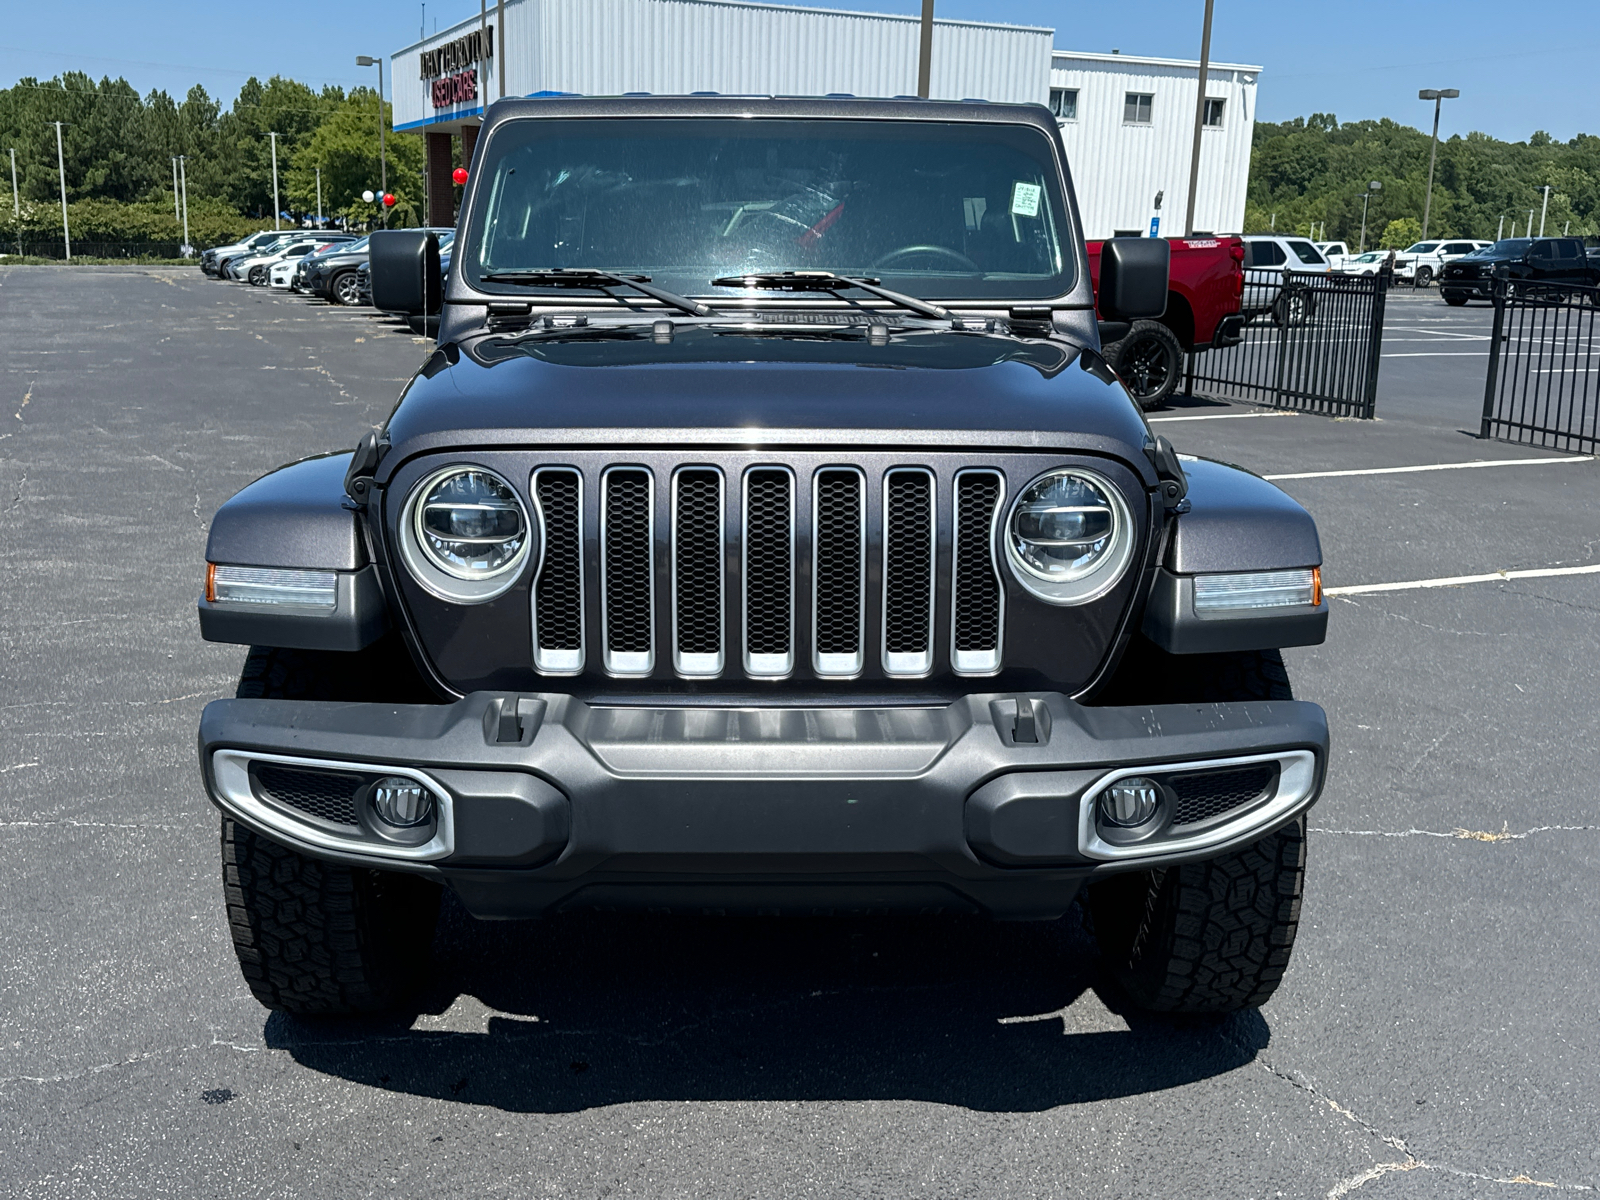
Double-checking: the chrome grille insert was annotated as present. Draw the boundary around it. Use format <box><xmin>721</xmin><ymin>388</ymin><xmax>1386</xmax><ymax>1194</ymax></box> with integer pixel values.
<box><xmin>951</xmin><ymin>469</ymin><xmax>1005</xmax><ymax>675</ymax></box>
<box><xmin>812</xmin><ymin>467</ymin><xmax>866</xmax><ymax>677</ymax></box>
<box><xmin>671</xmin><ymin>467</ymin><xmax>725</xmax><ymax>677</ymax></box>
<box><xmin>742</xmin><ymin>466</ymin><xmax>795</xmax><ymax>677</ymax></box>
<box><xmin>601</xmin><ymin>466</ymin><xmax>655</xmax><ymax>676</ymax></box>
<box><xmin>882</xmin><ymin>468</ymin><xmax>935</xmax><ymax>677</ymax></box>
<box><xmin>531</xmin><ymin>467</ymin><xmax>584</xmax><ymax>674</ymax></box>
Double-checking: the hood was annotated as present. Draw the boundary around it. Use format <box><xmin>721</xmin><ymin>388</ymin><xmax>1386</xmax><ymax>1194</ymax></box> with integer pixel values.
<box><xmin>377</xmin><ymin>326</ymin><xmax>1153</xmax><ymax>478</ymax></box>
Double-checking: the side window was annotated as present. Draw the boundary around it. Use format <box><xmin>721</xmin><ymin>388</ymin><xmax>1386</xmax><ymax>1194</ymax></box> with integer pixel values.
<box><xmin>1288</xmin><ymin>241</ymin><xmax>1325</xmax><ymax>263</ymax></box>
<box><xmin>1528</xmin><ymin>242</ymin><xmax>1555</xmax><ymax>263</ymax></box>
<box><xmin>1124</xmin><ymin>93</ymin><xmax>1153</xmax><ymax>124</ymax></box>
<box><xmin>1050</xmin><ymin>88</ymin><xmax>1079</xmax><ymax>120</ymax></box>
<box><xmin>1248</xmin><ymin>241</ymin><xmax>1286</xmax><ymax>267</ymax></box>
<box><xmin>1553</xmin><ymin>240</ymin><xmax>1579</xmax><ymax>260</ymax></box>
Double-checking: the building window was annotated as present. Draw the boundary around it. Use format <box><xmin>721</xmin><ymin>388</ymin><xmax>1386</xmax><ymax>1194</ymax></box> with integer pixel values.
<box><xmin>1049</xmin><ymin>88</ymin><xmax>1079</xmax><ymax>120</ymax></box>
<box><xmin>1203</xmin><ymin>97</ymin><xmax>1226</xmax><ymax>127</ymax></box>
<box><xmin>1124</xmin><ymin>92</ymin><xmax>1153</xmax><ymax>124</ymax></box>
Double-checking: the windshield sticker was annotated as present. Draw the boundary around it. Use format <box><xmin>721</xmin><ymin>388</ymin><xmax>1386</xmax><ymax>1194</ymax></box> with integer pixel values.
<box><xmin>1010</xmin><ymin>182</ymin><xmax>1042</xmax><ymax>218</ymax></box>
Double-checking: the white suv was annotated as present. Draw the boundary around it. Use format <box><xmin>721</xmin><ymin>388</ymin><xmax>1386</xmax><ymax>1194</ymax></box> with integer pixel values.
<box><xmin>1241</xmin><ymin>236</ymin><xmax>1331</xmax><ymax>324</ymax></box>
<box><xmin>1392</xmin><ymin>239</ymin><xmax>1490</xmax><ymax>286</ymax></box>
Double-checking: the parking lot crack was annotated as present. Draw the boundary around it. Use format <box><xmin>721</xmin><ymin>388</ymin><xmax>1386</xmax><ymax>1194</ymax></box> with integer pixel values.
<box><xmin>1312</xmin><ymin>823</ymin><xmax>1600</xmax><ymax>841</ymax></box>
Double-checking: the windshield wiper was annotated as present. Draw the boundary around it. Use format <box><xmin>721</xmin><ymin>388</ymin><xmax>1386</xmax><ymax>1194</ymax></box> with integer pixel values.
<box><xmin>710</xmin><ymin>270</ymin><xmax>950</xmax><ymax>320</ymax></box>
<box><xmin>480</xmin><ymin>268</ymin><xmax>717</xmax><ymax>317</ymax></box>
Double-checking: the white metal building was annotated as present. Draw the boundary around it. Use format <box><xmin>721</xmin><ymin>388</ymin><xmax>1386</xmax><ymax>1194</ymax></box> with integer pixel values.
<box><xmin>391</xmin><ymin>0</ymin><xmax>1259</xmax><ymax>238</ymax></box>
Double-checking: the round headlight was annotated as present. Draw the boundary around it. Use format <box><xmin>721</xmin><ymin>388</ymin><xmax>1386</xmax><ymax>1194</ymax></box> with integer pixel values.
<box><xmin>399</xmin><ymin>466</ymin><xmax>533</xmax><ymax>602</ymax></box>
<box><xmin>1004</xmin><ymin>468</ymin><xmax>1134</xmax><ymax>604</ymax></box>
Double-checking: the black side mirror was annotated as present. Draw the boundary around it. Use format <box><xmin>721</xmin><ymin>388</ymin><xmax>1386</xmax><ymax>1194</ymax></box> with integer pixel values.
<box><xmin>1099</xmin><ymin>237</ymin><xmax>1169</xmax><ymax>321</ymax></box>
<box><xmin>369</xmin><ymin>230</ymin><xmax>441</xmax><ymax>317</ymax></box>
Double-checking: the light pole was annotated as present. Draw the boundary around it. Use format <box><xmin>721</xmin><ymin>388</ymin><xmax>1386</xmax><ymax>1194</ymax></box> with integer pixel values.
<box><xmin>916</xmin><ymin>0</ymin><xmax>934</xmax><ymax>98</ymax></box>
<box><xmin>1527</xmin><ymin>207</ymin><xmax>1535</xmax><ymax>238</ymax></box>
<box><xmin>315</xmin><ymin>167</ymin><xmax>323</xmax><ymax>228</ymax></box>
<box><xmin>1496</xmin><ymin>214</ymin><xmax>1504</xmax><ymax>241</ymax></box>
<box><xmin>178</xmin><ymin>155</ymin><xmax>190</xmax><ymax>254</ymax></box>
<box><xmin>1538</xmin><ymin>184</ymin><xmax>1551</xmax><ymax>237</ymax></box>
<box><xmin>356</xmin><ymin>56</ymin><xmax>388</xmax><ymax>227</ymax></box>
<box><xmin>52</xmin><ymin>121</ymin><xmax>70</xmax><ymax>261</ymax></box>
<box><xmin>171</xmin><ymin>157</ymin><xmax>181</xmax><ymax>226</ymax></box>
<box><xmin>8</xmin><ymin>148</ymin><xmax>19</xmax><ymax>258</ymax></box>
<box><xmin>268</xmin><ymin>131</ymin><xmax>281</xmax><ymax>230</ymax></box>
<box><xmin>1417</xmin><ymin>88</ymin><xmax>1458</xmax><ymax>241</ymax></box>
<box><xmin>1183</xmin><ymin>0</ymin><xmax>1216</xmax><ymax>236</ymax></box>
<box><xmin>1358</xmin><ymin>180</ymin><xmax>1381</xmax><ymax>253</ymax></box>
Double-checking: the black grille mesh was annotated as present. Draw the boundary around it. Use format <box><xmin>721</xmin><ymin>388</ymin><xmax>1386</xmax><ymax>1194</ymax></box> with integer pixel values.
<box><xmin>534</xmin><ymin>469</ymin><xmax>582</xmax><ymax>653</ymax></box>
<box><xmin>1168</xmin><ymin>764</ymin><xmax>1278</xmax><ymax>827</ymax></box>
<box><xmin>883</xmin><ymin>470</ymin><xmax>934</xmax><ymax>656</ymax></box>
<box><xmin>744</xmin><ymin>469</ymin><xmax>793</xmax><ymax>657</ymax></box>
<box><xmin>603</xmin><ymin>469</ymin><xmax>653</xmax><ymax>655</ymax></box>
<box><xmin>674</xmin><ymin>470</ymin><xmax>723</xmax><ymax>656</ymax></box>
<box><xmin>814</xmin><ymin>470</ymin><xmax>864</xmax><ymax>657</ymax></box>
<box><xmin>254</xmin><ymin>765</ymin><xmax>361</xmax><ymax>827</ymax></box>
<box><xmin>953</xmin><ymin>472</ymin><xmax>1002</xmax><ymax>653</ymax></box>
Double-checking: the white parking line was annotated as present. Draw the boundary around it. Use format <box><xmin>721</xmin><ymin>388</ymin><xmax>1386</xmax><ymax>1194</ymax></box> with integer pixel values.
<box><xmin>1148</xmin><ymin>410</ymin><xmax>1295</xmax><ymax>423</ymax></box>
<box><xmin>1327</xmin><ymin>563</ymin><xmax>1600</xmax><ymax>596</ymax></box>
<box><xmin>1265</xmin><ymin>455</ymin><xmax>1592</xmax><ymax>480</ymax></box>
<box><xmin>1382</xmin><ymin>351</ymin><xmax>1487</xmax><ymax>357</ymax></box>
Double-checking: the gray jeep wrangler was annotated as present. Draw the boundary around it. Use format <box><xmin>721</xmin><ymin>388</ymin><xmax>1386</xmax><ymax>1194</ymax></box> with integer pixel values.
<box><xmin>198</xmin><ymin>95</ymin><xmax>1328</xmax><ymax>1016</ymax></box>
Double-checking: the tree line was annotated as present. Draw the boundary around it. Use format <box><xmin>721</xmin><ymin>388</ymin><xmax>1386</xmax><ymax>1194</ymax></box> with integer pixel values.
<box><xmin>1245</xmin><ymin>113</ymin><xmax>1600</xmax><ymax>248</ymax></box>
<box><xmin>2</xmin><ymin>71</ymin><xmax>1597</xmax><ymax>254</ymax></box>
<box><xmin>0</xmin><ymin>73</ymin><xmax>428</xmax><ymax>248</ymax></box>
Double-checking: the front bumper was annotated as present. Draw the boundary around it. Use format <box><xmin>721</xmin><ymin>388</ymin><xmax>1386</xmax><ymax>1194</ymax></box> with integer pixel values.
<box><xmin>199</xmin><ymin>692</ymin><xmax>1328</xmax><ymax>920</ymax></box>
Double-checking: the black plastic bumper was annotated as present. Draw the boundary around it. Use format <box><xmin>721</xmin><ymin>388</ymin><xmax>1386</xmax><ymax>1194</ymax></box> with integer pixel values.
<box><xmin>198</xmin><ymin>691</ymin><xmax>1329</xmax><ymax>920</ymax></box>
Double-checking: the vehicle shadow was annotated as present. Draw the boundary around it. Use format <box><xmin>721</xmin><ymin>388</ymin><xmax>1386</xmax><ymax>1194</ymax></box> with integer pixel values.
<box><xmin>264</xmin><ymin>895</ymin><xmax>1271</xmax><ymax>1113</ymax></box>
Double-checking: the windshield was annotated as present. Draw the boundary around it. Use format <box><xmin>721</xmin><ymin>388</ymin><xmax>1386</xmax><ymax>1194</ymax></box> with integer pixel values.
<box><xmin>1404</xmin><ymin>242</ymin><xmax>1440</xmax><ymax>254</ymax></box>
<box><xmin>1478</xmin><ymin>239</ymin><xmax>1531</xmax><ymax>257</ymax></box>
<box><xmin>464</xmin><ymin>117</ymin><xmax>1073</xmax><ymax>301</ymax></box>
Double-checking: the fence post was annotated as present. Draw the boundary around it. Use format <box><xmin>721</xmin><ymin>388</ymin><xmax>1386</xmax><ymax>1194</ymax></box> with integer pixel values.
<box><xmin>1271</xmin><ymin>279</ymin><xmax>1290</xmax><ymax>410</ymax></box>
<box><xmin>1479</xmin><ymin>275</ymin><xmax>1508</xmax><ymax>441</ymax></box>
<box><xmin>1183</xmin><ymin>351</ymin><xmax>1195</xmax><ymax>398</ymax></box>
<box><xmin>1360</xmin><ymin>271</ymin><xmax>1389</xmax><ymax>419</ymax></box>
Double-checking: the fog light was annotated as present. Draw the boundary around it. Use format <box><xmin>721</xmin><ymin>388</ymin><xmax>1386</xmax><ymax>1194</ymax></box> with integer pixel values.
<box><xmin>1100</xmin><ymin>777</ymin><xmax>1162</xmax><ymax>827</ymax></box>
<box><xmin>371</xmin><ymin>776</ymin><xmax>435</xmax><ymax>827</ymax></box>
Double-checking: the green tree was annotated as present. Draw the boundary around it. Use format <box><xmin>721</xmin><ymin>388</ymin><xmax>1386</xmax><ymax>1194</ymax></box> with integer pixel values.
<box><xmin>1380</xmin><ymin>217</ymin><xmax>1422</xmax><ymax>249</ymax></box>
<box><xmin>288</xmin><ymin>89</ymin><xmax>424</xmax><ymax>227</ymax></box>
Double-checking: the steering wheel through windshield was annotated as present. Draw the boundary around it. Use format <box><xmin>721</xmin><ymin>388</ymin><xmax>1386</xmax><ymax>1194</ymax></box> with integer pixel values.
<box><xmin>871</xmin><ymin>244</ymin><xmax>981</xmax><ymax>273</ymax></box>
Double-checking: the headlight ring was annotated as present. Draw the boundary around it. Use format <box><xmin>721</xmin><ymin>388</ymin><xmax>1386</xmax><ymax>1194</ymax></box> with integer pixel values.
<box><xmin>398</xmin><ymin>465</ymin><xmax>534</xmax><ymax>603</ymax></box>
<box><xmin>1003</xmin><ymin>467</ymin><xmax>1135</xmax><ymax>605</ymax></box>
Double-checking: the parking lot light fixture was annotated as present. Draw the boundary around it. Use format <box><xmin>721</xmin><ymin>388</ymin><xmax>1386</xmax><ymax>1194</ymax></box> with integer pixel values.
<box><xmin>1417</xmin><ymin>88</ymin><xmax>1458</xmax><ymax>241</ymax></box>
<box><xmin>8</xmin><ymin>148</ymin><xmax>19</xmax><ymax>258</ymax></box>
<box><xmin>357</xmin><ymin>56</ymin><xmax>388</xmax><ymax>228</ymax></box>
<box><xmin>1497</xmin><ymin>214</ymin><xmax>1505</xmax><ymax>241</ymax></box>
<box><xmin>178</xmin><ymin>155</ymin><xmax>190</xmax><ymax>255</ymax></box>
<box><xmin>1539</xmin><ymin>185</ymin><xmax>1551</xmax><ymax>237</ymax></box>
<box><xmin>52</xmin><ymin>120</ymin><xmax>70</xmax><ymax>261</ymax></box>
<box><xmin>1359</xmin><ymin>180</ymin><xmax>1381</xmax><ymax>253</ymax></box>
<box><xmin>268</xmin><ymin>131</ymin><xmax>280</xmax><ymax>231</ymax></box>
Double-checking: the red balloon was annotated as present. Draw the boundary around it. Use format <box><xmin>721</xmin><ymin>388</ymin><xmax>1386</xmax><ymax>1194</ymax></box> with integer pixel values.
<box><xmin>382</xmin><ymin>192</ymin><xmax>397</xmax><ymax>207</ymax></box>
<box><xmin>452</xmin><ymin>167</ymin><xmax>469</xmax><ymax>186</ymax></box>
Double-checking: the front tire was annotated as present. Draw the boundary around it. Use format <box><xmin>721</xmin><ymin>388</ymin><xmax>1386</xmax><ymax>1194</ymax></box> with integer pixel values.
<box><xmin>1088</xmin><ymin>646</ymin><xmax>1308</xmax><ymax>1013</ymax></box>
<box><xmin>248</xmin><ymin>265</ymin><xmax>267</xmax><ymax>286</ymax></box>
<box><xmin>1415</xmin><ymin>265</ymin><xmax>1434</xmax><ymax>287</ymax></box>
<box><xmin>331</xmin><ymin>269</ymin><xmax>362</xmax><ymax>306</ymax></box>
<box><xmin>1105</xmin><ymin>320</ymin><xmax>1184</xmax><ymax>410</ymax></box>
<box><xmin>1444</xmin><ymin>294</ymin><xmax>1468</xmax><ymax>307</ymax></box>
<box><xmin>220</xmin><ymin>642</ymin><xmax>442</xmax><ymax>1014</ymax></box>
<box><xmin>1272</xmin><ymin>286</ymin><xmax>1315</xmax><ymax>327</ymax></box>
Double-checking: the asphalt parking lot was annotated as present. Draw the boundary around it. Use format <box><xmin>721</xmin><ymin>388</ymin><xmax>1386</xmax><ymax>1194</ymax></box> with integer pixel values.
<box><xmin>2</xmin><ymin>267</ymin><xmax>1597</xmax><ymax>1199</ymax></box>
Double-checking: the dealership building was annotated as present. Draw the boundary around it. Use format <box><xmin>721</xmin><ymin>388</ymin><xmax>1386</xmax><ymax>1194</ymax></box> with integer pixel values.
<box><xmin>392</xmin><ymin>0</ymin><xmax>1259</xmax><ymax>239</ymax></box>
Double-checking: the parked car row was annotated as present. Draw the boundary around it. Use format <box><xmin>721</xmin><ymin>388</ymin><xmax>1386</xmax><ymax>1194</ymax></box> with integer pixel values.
<box><xmin>199</xmin><ymin>228</ymin><xmax>455</xmax><ymax>306</ymax></box>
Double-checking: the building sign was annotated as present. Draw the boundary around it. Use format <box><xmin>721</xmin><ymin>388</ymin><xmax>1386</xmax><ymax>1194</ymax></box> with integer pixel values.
<box><xmin>432</xmin><ymin>69</ymin><xmax>478</xmax><ymax>108</ymax></box>
<box><xmin>420</xmin><ymin>26</ymin><xmax>493</xmax><ymax>81</ymax></box>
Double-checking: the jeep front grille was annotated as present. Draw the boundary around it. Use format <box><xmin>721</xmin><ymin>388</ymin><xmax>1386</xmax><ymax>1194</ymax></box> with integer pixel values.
<box><xmin>529</xmin><ymin>459</ymin><xmax>1013</xmax><ymax>682</ymax></box>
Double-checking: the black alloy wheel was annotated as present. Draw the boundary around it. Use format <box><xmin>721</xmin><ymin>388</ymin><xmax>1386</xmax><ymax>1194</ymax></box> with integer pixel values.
<box><xmin>1106</xmin><ymin>320</ymin><xmax>1183</xmax><ymax>410</ymax></box>
<box><xmin>331</xmin><ymin>270</ymin><xmax>362</xmax><ymax>306</ymax></box>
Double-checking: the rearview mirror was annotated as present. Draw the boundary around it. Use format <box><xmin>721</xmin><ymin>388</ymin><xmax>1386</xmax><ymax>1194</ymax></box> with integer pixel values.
<box><xmin>369</xmin><ymin>230</ymin><xmax>441</xmax><ymax>317</ymax></box>
<box><xmin>1098</xmin><ymin>238</ymin><xmax>1169</xmax><ymax>321</ymax></box>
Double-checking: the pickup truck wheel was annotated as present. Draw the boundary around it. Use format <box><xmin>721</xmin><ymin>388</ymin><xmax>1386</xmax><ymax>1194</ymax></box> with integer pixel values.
<box><xmin>1415</xmin><ymin>266</ymin><xmax>1434</xmax><ymax>287</ymax></box>
<box><xmin>331</xmin><ymin>269</ymin><xmax>362</xmax><ymax>306</ymax></box>
<box><xmin>221</xmin><ymin>642</ymin><xmax>442</xmax><ymax>1015</ymax></box>
<box><xmin>1088</xmin><ymin>646</ymin><xmax>1306</xmax><ymax>1013</ymax></box>
<box><xmin>1105</xmin><ymin>320</ymin><xmax>1183</xmax><ymax>410</ymax></box>
<box><xmin>1444</xmin><ymin>295</ymin><xmax>1468</xmax><ymax>307</ymax></box>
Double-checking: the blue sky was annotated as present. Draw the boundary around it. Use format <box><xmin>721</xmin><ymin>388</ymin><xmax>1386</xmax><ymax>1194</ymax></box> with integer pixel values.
<box><xmin>3</xmin><ymin>0</ymin><xmax>1594</xmax><ymax>144</ymax></box>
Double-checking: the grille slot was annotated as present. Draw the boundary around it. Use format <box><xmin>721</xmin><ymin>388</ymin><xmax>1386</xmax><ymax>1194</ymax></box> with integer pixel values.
<box><xmin>1168</xmin><ymin>764</ymin><xmax>1278</xmax><ymax>827</ymax></box>
<box><xmin>812</xmin><ymin>467</ymin><xmax>866</xmax><ymax>676</ymax></box>
<box><xmin>672</xmin><ymin>468</ymin><xmax>725</xmax><ymax>676</ymax></box>
<box><xmin>742</xmin><ymin>467</ymin><xmax>795</xmax><ymax>677</ymax></box>
<box><xmin>532</xmin><ymin>467</ymin><xmax>584</xmax><ymax>673</ymax></box>
<box><xmin>253</xmin><ymin>764</ymin><xmax>362</xmax><ymax>827</ymax></box>
<box><xmin>951</xmin><ymin>470</ymin><xmax>1005</xmax><ymax>675</ymax></box>
<box><xmin>601</xmin><ymin>466</ymin><xmax>655</xmax><ymax>675</ymax></box>
<box><xmin>882</xmin><ymin>468</ymin><xmax>935</xmax><ymax>676</ymax></box>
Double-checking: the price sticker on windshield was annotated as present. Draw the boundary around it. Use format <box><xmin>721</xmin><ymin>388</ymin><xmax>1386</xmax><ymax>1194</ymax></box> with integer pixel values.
<box><xmin>1010</xmin><ymin>181</ymin><xmax>1042</xmax><ymax>218</ymax></box>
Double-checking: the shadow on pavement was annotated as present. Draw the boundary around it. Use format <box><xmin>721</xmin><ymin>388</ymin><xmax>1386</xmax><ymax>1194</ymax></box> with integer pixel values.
<box><xmin>264</xmin><ymin>896</ymin><xmax>1272</xmax><ymax>1113</ymax></box>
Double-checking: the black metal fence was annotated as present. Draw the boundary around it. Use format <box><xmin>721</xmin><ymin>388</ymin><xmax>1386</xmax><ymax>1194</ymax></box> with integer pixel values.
<box><xmin>1181</xmin><ymin>268</ymin><xmax>1390</xmax><ymax>419</ymax></box>
<box><xmin>1480</xmin><ymin>278</ymin><xmax>1600</xmax><ymax>454</ymax></box>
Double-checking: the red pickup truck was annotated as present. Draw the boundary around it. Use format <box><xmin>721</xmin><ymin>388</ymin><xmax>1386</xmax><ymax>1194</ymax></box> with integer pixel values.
<box><xmin>1088</xmin><ymin>236</ymin><xmax>1245</xmax><ymax>409</ymax></box>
